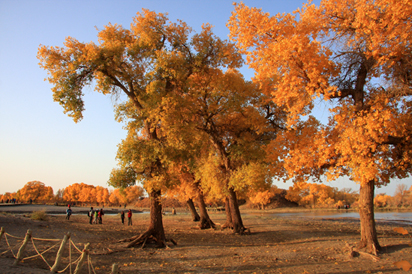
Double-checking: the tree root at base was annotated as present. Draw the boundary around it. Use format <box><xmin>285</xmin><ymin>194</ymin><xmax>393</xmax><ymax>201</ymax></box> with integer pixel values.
<box><xmin>198</xmin><ymin>219</ymin><xmax>216</xmax><ymax>230</ymax></box>
<box><xmin>346</xmin><ymin>243</ymin><xmax>380</xmax><ymax>261</ymax></box>
<box><xmin>119</xmin><ymin>231</ymin><xmax>177</xmax><ymax>248</ymax></box>
<box><xmin>221</xmin><ymin>222</ymin><xmax>233</xmax><ymax>230</ymax></box>
<box><xmin>221</xmin><ymin>224</ymin><xmax>251</xmax><ymax>235</ymax></box>
<box><xmin>357</xmin><ymin>241</ymin><xmax>381</xmax><ymax>256</ymax></box>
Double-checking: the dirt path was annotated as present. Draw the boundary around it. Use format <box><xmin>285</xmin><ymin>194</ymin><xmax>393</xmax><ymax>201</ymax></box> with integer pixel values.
<box><xmin>0</xmin><ymin>208</ymin><xmax>411</xmax><ymax>273</ymax></box>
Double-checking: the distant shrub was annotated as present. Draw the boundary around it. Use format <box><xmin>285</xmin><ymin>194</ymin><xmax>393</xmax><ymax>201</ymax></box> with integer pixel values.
<box><xmin>31</xmin><ymin>210</ymin><xmax>48</xmax><ymax>221</ymax></box>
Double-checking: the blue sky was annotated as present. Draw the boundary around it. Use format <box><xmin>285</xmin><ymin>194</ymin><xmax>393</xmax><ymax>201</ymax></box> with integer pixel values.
<box><xmin>0</xmin><ymin>0</ymin><xmax>409</xmax><ymax>196</ymax></box>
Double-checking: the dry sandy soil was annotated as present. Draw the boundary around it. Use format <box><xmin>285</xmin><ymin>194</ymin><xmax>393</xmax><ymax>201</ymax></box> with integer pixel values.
<box><xmin>0</xmin><ymin>204</ymin><xmax>411</xmax><ymax>273</ymax></box>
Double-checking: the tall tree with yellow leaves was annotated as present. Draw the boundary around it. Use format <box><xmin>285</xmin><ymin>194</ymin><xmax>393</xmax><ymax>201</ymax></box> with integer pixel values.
<box><xmin>40</xmin><ymin>9</ymin><xmax>243</xmax><ymax>247</ymax></box>
<box><xmin>229</xmin><ymin>0</ymin><xmax>412</xmax><ymax>253</ymax></box>
<box><xmin>171</xmin><ymin>66</ymin><xmax>282</xmax><ymax>233</ymax></box>
<box><xmin>163</xmin><ymin>122</ymin><xmax>222</xmax><ymax>229</ymax></box>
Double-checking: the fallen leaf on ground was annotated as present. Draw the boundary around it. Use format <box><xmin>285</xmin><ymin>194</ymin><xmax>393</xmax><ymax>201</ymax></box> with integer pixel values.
<box><xmin>394</xmin><ymin>260</ymin><xmax>412</xmax><ymax>271</ymax></box>
<box><xmin>393</xmin><ymin>227</ymin><xmax>409</xmax><ymax>235</ymax></box>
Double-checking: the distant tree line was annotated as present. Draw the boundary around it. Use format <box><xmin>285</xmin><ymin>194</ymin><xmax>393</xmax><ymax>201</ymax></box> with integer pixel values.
<box><xmin>0</xmin><ymin>181</ymin><xmax>144</xmax><ymax>207</ymax></box>
<box><xmin>5</xmin><ymin>180</ymin><xmax>411</xmax><ymax>210</ymax></box>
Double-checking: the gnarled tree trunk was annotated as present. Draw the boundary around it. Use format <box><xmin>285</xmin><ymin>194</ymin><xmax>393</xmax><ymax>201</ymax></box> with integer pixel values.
<box><xmin>358</xmin><ymin>180</ymin><xmax>381</xmax><ymax>254</ymax></box>
<box><xmin>187</xmin><ymin>198</ymin><xmax>200</xmax><ymax>222</ymax></box>
<box><xmin>228</xmin><ymin>187</ymin><xmax>246</xmax><ymax>234</ymax></box>
<box><xmin>121</xmin><ymin>190</ymin><xmax>174</xmax><ymax>248</ymax></box>
<box><xmin>195</xmin><ymin>182</ymin><xmax>215</xmax><ymax>229</ymax></box>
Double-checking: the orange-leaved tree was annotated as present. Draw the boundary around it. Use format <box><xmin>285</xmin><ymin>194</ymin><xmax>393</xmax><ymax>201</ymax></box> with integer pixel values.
<box><xmin>374</xmin><ymin>193</ymin><xmax>392</xmax><ymax>208</ymax></box>
<box><xmin>17</xmin><ymin>181</ymin><xmax>54</xmax><ymax>203</ymax></box>
<box><xmin>63</xmin><ymin>183</ymin><xmax>101</xmax><ymax>205</ymax></box>
<box><xmin>62</xmin><ymin>183</ymin><xmax>82</xmax><ymax>204</ymax></box>
<box><xmin>95</xmin><ymin>186</ymin><xmax>110</xmax><ymax>206</ymax></box>
<box><xmin>171</xmin><ymin>66</ymin><xmax>283</xmax><ymax>233</ymax></box>
<box><xmin>55</xmin><ymin>9</ymin><xmax>245</xmax><ymax>247</ymax></box>
<box><xmin>109</xmin><ymin>188</ymin><xmax>127</xmax><ymax>206</ymax></box>
<box><xmin>40</xmin><ymin>9</ymin><xmax>189</xmax><ymax>247</ymax></box>
<box><xmin>0</xmin><ymin>192</ymin><xmax>17</xmax><ymax>202</ymax></box>
<box><xmin>159</xmin><ymin>112</ymin><xmax>220</xmax><ymax>229</ymax></box>
<box><xmin>165</xmin><ymin>168</ymin><xmax>201</xmax><ymax>222</ymax></box>
<box><xmin>248</xmin><ymin>185</ymin><xmax>282</xmax><ymax>210</ymax></box>
<box><xmin>166</xmin><ymin>166</ymin><xmax>216</xmax><ymax>228</ymax></box>
<box><xmin>78</xmin><ymin>183</ymin><xmax>96</xmax><ymax>205</ymax></box>
<box><xmin>229</xmin><ymin>0</ymin><xmax>412</xmax><ymax>253</ymax></box>
<box><xmin>285</xmin><ymin>181</ymin><xmax>358</xmax><ymax>208</ymax></box>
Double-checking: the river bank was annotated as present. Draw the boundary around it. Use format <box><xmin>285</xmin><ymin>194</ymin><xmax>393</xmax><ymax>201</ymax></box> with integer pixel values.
<box><xmin>0</xmin><ymin>203</ymin><xmax>142</xmax><ymax>215</ymax></box>
<box><xmin>0</xmin><ymin>207</ymin><xmax>411</xmax><ymax>273</ymax></box>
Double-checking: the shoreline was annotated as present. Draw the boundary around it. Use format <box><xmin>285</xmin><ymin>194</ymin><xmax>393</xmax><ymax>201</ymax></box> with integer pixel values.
<box><xmin>0</xmin><ymin>204</ymin><xmax>411</xmax><ymax>226</ymax></box>
<box><xmin>1</xmin><ymin>203</ymin><xmax>411</xmax><ymax>213</ymax></box>
<box><xmin>0</xmin><ymin>204</ymin><xmax>143</xmax><ymax>215</ymax></box>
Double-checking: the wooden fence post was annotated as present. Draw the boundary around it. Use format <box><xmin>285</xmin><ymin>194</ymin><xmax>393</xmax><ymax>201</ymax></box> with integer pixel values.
<box><xmin>0</xmin><ymin>227</ymin><xmax>4</xmax><ymax>243</ymax></box>
<box><xmin>13</xmin><ymin>229</ymin><xmax>32</xmax><ymax>266</ymax></box>
<box><xmin>50</xmin><ymin>232</ymin><xmax>71</xmax><ymax>273</ymax></box>
<box><xmin>111</xmin><ymin>263</ymin><xmax>119</xmax><ymax>274</ymax></box>
<box><xmin>73</xmin><ymin>243</ymin><xmax>90</xmax><ymax>274</ymax></box>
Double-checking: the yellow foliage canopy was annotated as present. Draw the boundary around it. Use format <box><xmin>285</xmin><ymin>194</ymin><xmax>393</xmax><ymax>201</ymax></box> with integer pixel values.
<box><xmin>229</xmin><ymin>0</ymin><xmax>412</xmax><ymax>187</ymax></box>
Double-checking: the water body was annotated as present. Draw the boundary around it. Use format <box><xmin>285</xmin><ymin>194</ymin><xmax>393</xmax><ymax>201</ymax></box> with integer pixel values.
<box><xmin>271</xmin><ymin>211</ymin><xmax>412</xmax><ymax>224</ymax></box>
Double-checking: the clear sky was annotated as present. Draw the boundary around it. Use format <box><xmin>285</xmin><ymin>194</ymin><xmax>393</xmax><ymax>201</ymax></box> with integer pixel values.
<box><xmin>0</xmin><ymin>0</ymin><xmax>410</xmax><ymax>196</ymax></box>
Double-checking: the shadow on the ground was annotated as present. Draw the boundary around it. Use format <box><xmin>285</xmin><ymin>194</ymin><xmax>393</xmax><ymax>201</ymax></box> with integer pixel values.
<box><xmin>382</xmin><ymin>243</ymin><xmax>411</xmax><ymax>254</ymax></box>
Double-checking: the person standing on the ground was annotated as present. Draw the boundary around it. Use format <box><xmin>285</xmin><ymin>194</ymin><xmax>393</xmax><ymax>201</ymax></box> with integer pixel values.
<box><xmin>99</xmin><ymin>208</ymin><xmax>104</xmax><ymax>224</ymax></box>
<box><xmin>88</xmin><ymin>207</ymin><xmax>94</xmax><ymax>224</ymax></box>
<box><xmin>94</xmin><ymin>209</ymin><xmax>99</xmax><ymax>224</ymax></box>
<box><xmin>127</xmin><ymin>209</ymin><xmax>132</xmax><ymax>226</ymax></box>
<box><xmin>66</xmin><ymin>207</ymin><xmax>72</xmax><ymax>220</ymax></box>
<box><xmin>97</xmin><ymin>209</ymin><xmax>102</xmax><ymax>224</ymax></box>
<box><xmin>121</xmin><ymin>211</ymin><xmax>125</xmax><ymax>225</ymax></box>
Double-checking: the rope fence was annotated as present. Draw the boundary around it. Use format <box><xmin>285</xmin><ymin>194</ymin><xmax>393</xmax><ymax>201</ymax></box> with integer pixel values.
<box><xmin>0</xmin><ymin>227</ymin><xmax>119</xmax><ymax>274</ymax></box>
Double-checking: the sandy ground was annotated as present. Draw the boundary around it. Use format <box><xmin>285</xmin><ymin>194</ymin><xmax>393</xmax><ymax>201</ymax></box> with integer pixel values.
<box><xmin>0</xmin><ymin>204</ymin><xmax>411</xmax><ymax>273</ymax></box>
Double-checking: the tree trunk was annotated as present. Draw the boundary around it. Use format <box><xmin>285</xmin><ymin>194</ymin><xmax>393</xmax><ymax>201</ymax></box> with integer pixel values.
<box><xmin>149</xmin><ymin>189</ymin><xmax>166</xmax><ymax>245</ymax></box>
<box><xmin>222</xmin><ymin>197</ymin><xmax>233</xmax><ymax>229</ymax></box>
<box><xmin>124</xmin><ymin>189</ymin><xmax>168</xmax><ymax>248</ymax></box>
<box><xmin>228</xmin><ymin>187</ymin><xmax>246</xmax><ymax>234</ymax></box>
<box><xmin>195</xmin><ymin>184</ymin><xmax>215</xmax><ymax>229</ymax></box>
<box><xmin>358</xmin><ymin>180</ymin><xmax>381</xmax><ymax>254</ymax></box>
<box><xmin>187</xmin><ymin>198</ymin><xmax>200</xmax><ymax>222</ymax></box>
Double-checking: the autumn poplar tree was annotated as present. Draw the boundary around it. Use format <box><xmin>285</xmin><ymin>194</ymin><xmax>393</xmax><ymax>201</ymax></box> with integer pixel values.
<box><xmin>38</xmin><ymin>10</ymin><xmax>186</xmax><ymax>247</ymax></box>
<box><xmin>39</xmin><ymin>9</ymin><xmax>244</xmax><ymax>247</ymax></box>
<box><xmin>170</xmin><ymin>66</ymin><xmax>282</xmax><ymax>233</ymax></box>
<box><xmin>110</xmin><ymin>91</ymin><xmax>218</xmax><ymax>230</ymax></box>
<box><xmin>160</xmin><ymin>112</ymin><xmax>222</xmax><ymax>229</ymax></box>
<box><xmin>166</xmin><ymin>165</ymin><xmax>215</xmax><ymax>228</ymax></box>
<box><xmin>18</xmin><ymin>181</ymin><xmax>54</xmax><ymax>203</ymax></box>
<box><xmin>63</xmin><ymin>183</ymin><xmax>82</xmax><ymax>205</ymax></box>
<box><xmin>229</xmin><ymin>0</ymin><xmax>412</xmax><ymax>252</ymax></box>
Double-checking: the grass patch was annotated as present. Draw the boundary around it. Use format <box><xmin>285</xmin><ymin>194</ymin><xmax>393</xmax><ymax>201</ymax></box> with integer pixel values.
<box><xmin>31</xmin><ymin>210</ymin><xmax>48</xmax><ymax>221</ymax></box>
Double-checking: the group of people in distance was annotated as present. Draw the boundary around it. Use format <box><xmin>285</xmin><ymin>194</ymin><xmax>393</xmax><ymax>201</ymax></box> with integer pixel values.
<box><xmin>121</xmin><ymin>209</ymin><xmax>133</xmax><ymax>225</ymax></box>
<box><xmin>88</xmin><ymin>207</ymin><xmax>105</xmax><ymax>224</ymax></box>
<box><xmin>65</xmin><ymin>204</ymin><xmax>133</xmax><ymax>225</ymax></box>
